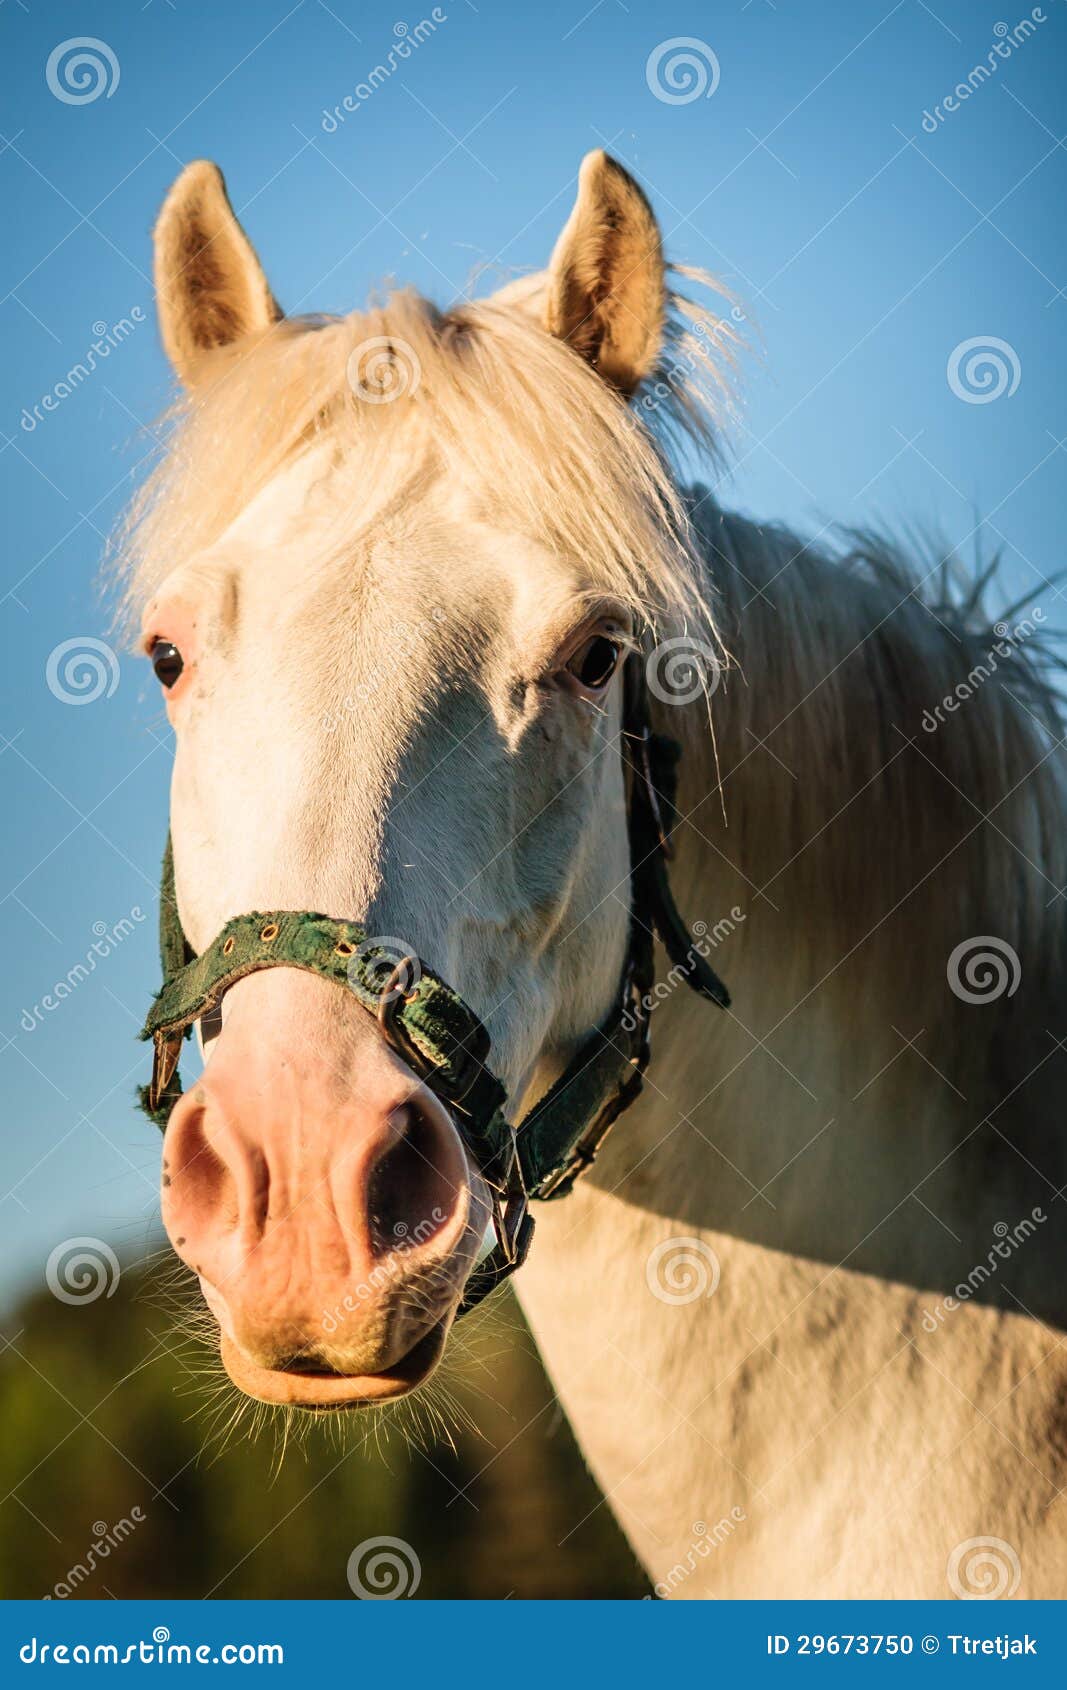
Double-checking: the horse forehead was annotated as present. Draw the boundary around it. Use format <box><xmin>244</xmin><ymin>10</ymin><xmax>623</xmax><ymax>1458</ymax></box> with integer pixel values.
<box><xmin>219</xmin><ymin>449</ymin><xmax>578</xmax><ymax>637</ymax></box>
<box><xmin>196</xmin><ymin>453</ymin><xmax>600</xmax><ymax>770</ymax></box>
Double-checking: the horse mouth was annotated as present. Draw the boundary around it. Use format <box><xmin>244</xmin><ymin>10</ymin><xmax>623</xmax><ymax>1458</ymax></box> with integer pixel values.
<box><xmin>218</xmin><ymin>1319</ymin><xmax>450</xmax><ymax>1410</ymax></box>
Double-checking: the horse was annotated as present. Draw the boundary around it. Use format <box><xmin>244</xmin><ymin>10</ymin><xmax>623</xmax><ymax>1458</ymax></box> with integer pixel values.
<box><xmin>116</xmin><ymin>151</ymin><xmax>1067</xmax><ymax>1598</ymax></box>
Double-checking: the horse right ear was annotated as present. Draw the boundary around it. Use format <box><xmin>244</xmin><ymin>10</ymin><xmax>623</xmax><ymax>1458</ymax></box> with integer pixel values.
<box><xmin>153</xmin><ymin>160</ymin><xmax>281</xmax><ymax>386</ymax></box>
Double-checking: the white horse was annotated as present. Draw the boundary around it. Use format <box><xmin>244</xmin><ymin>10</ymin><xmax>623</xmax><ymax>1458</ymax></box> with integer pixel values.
<box><xmin>119</xmin><ymin>152</ymin><xmax>1067</xmax><ymax>1597</ymax></box>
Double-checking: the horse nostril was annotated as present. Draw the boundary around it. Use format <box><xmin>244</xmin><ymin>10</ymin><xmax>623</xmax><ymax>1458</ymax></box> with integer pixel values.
<box><xmin>163</xmin><ymin>1093</ymin><xmax>242</xmax><ymax>1246</ymax></box>
<box><xmin>366</xmin><ymin>1099</ymin><xmax>463</xmax><ymax>1259</ymax></box>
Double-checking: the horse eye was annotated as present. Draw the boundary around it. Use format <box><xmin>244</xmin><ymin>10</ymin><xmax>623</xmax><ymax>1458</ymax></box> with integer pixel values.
<box><xmin>566</xmin><ymin>634</ymin><xmax>621</xmax><ymax>692</ymax></box>
<box><xmin>151</xmin><ymin>639</ymin><xmax>184</xmax><ymax>689</ymax></box>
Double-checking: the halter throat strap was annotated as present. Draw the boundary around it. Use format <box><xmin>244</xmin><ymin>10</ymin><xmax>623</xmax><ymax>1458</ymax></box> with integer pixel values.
<box><xmin>138</xmin><ymin>655</ymin><xmax>729</xmax><ymax>1313</ymax></box>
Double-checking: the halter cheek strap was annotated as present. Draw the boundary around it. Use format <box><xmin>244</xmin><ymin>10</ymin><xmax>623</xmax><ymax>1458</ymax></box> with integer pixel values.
<box><xmin>137</xmin><ymin>655</ymin><xmax>729</xmax><ymax>1314</ymax></box>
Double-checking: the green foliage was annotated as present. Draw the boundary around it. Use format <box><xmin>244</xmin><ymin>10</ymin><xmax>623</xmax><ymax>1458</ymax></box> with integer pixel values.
<box><xmin>0</xmin><ymin>1253</ymin><xmax>648</xmax><ymax>1599</ymax></box>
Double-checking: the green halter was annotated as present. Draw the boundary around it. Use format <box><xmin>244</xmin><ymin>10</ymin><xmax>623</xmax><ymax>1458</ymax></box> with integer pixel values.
<box><xmin>138</xmin><ymin>655</ymin><xmax>729</xmax><ymax>1314</ymax></box>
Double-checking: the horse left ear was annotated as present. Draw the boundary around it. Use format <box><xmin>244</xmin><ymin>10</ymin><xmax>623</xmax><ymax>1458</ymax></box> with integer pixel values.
<box><xmin>545</xmin><ymin>150</ymin><xmax>665</xmax><ymax>396</ymax></box>
<box><xmin>153</xmin><ymin>160</ymin><xmax>282</xmax><ymax>386</ymax></box>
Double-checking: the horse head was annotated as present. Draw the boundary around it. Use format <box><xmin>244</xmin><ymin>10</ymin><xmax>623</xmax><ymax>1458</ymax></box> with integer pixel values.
<box><xmin>129</xmin><ymin>153</ymin><xmax>726</xmax><ymax>1408</ymax></box>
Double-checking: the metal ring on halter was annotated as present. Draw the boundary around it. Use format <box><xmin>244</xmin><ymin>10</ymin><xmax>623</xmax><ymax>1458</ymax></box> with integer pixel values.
<box><xmin>375</xmin><ymin>956</ymin><xmax>421</xmax><ymax>1048</ymax></box>
<box><xmin>374</xmin><ymin>954</ymin><xmax>491</xmax><ymax>1126</ymax></box>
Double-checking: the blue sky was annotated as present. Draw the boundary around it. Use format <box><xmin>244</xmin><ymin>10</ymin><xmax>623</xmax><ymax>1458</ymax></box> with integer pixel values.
<box><xmin>1</xmin><ymin>0</ymin><xmax>1064</xmax><ymax>1305</ymax></box>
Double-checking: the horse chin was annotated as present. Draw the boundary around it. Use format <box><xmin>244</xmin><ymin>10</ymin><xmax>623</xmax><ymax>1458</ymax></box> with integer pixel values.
<box><xmin>218</xmin><ymin>1318</ymin><xmax>451</xmax><ymax>1411</ymax></box>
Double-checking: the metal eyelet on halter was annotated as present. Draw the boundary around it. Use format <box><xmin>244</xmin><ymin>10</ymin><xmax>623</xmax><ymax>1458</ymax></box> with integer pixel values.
<box><xmin>260</xmin><ymin>922</ymin><xmax>279</xmax><ymax>944</ymax></box>
<box><xmin>222</xmin><ymin>936</ymin><xmax>236</xmax><ymax>956</ymax></box>
<box><xmin>333</xmin><ymin>939</ymin><xmax>355</xmax><ymax>957</ymax></box>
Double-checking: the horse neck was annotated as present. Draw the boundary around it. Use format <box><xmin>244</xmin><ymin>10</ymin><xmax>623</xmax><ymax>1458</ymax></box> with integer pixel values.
<box><xmin>511</xmin><ymin>505</ymin><xmax>1067</xmax><ymax>1596</ymax></box>
<box><xmin>629</xmin><ymin>500</ymin><xmax>1067</xmax><ymax>1319</ymax></box>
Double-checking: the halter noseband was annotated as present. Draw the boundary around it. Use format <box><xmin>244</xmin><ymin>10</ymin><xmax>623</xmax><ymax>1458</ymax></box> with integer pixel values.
<box><xmin>138</xmin><ymin>653</ymin><xmax>729</xmax><ymax>1315</ymax></box>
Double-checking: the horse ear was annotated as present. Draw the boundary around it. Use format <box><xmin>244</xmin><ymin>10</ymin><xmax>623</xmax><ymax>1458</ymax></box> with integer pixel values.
<box><xmin>545</xmin><ymin>150</ymin><xmax>665</xmax><ymax>396</ymax></box>
<box><xmin>153</xmin><ymin>160</ymin><xmax>281</xmax><ymax>386</ymax></box>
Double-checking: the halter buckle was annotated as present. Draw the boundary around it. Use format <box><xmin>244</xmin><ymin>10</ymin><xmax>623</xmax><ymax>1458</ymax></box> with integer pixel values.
<box><xmin>374</xmin><ymin>957</ymin><xmax>491</xmax><ymax>1106</ymax></box>
<box><xmin>490</xmin><ymin>1135</ymin><xmax>529</xmax><ymax>1265</ymax></box>
<box><xmin>149</xmin><ymin>1029</ymin><xmax>184</xmax><ymax>1115</ymax></box>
